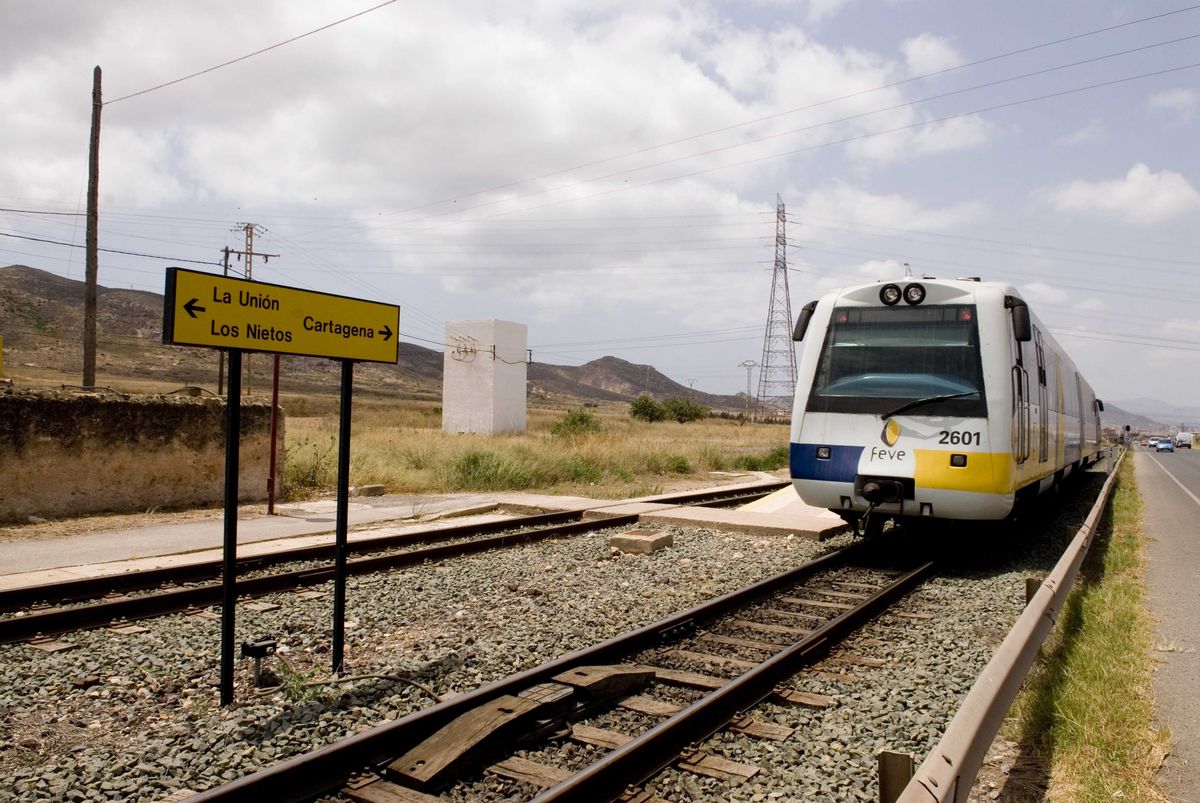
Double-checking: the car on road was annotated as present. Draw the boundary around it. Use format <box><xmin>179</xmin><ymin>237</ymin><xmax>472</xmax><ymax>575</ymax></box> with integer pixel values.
<box><xmin>1157</xmin><ymin>439</ymin><xmax>1175</xmax><ymax>452</ymax></box>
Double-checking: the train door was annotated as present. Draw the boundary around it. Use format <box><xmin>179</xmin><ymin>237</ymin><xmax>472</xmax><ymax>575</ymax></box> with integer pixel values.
<box><xmin>1033</xmin><ymin>327</ymin><xmax>1049</xmax><ymax>463</ymax></box>
<box><xmin>1076</xmin><ymin>375</ymin><xmax>1086</xmax><ymax>455</ymax></box>
<box><xmin>1012</xmin><ymin>330</ymin><xmax>1030</xmax><ymax>464</ymax></box>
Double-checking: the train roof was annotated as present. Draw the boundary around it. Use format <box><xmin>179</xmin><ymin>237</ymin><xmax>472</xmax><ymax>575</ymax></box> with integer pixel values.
<box><xmin>811</xmin><ymin>277</ymin><xmax>1024</xmax><ymax>306</ymax></box>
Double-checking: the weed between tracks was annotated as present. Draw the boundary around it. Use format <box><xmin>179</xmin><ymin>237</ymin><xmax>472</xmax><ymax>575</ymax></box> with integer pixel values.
<box><xmin>1005</xmin><ymin>458</ymin><xmax>1169</xmax><ymax>802</ymax></box>
<box><xmin>281</xmin><ymin>406</ymin><xmax>790</xmax><ymax>500</ymax></box>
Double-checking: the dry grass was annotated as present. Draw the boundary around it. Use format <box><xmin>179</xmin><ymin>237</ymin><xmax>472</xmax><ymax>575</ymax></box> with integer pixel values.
<box><xmin>282</xmin><ymin>404</ymin><xmax>790</xmax><ymax>500</ymax></box>
<box><xmin>1008</xmin><ymin>458</ymin><xmax>1171</xmax><ymax>802</ymax></box>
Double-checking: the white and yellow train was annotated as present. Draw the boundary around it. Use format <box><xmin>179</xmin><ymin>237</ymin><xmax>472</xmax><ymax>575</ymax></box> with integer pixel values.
<box><xmin>788</xmin><ymin>278</ymin><xmax>1104</xmax><ymax>533</ymax></box>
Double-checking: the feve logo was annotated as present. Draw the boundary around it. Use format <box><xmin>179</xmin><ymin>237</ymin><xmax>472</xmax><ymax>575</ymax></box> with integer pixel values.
<box><xmin>881</xmin><ymin>419</ymin><xmax>901</xmax><ymax>447</ymax></box>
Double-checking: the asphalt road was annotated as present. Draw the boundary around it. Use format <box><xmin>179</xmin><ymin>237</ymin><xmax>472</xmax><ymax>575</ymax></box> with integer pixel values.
<box><xmin>1135</xmin><ymin>446</ymin><xmax>1200</xmax><ymax>802</ymax></box>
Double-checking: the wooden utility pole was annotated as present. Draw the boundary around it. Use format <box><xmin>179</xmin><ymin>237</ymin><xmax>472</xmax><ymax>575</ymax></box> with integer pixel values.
<box><xmin>228</xmin><ymin>223</ymin><xmax>277</xmax><ymax>396</ymax></box>
<box><xmin>217</xmin><ymin>246</ymin><xmax>231</xmax><ymax>395</ymax></box>
<box><xmin>83</xmin><ymin>66</ymin><xmax>102</xmax><ymax>388</ymax></box>
<box><xmin>226</xmin><ymin>224</ymin><xmax>282</xmax><ymax>512</ymax></box>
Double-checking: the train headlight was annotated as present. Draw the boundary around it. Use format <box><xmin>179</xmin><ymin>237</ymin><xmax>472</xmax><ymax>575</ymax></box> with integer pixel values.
<box><xmin>903</xmin><ymin>283</ymin><xmax>926</xmax><ymax>305</ymax></box>
<box><xmin>816</xmin><ymin>446</ymin><xmax>831</xmax><ymax>460</ymax></box>
<box><xmin>879</xmin><ymin>284</ymin><xmax>902</xmax><ymax>305</ymax></box>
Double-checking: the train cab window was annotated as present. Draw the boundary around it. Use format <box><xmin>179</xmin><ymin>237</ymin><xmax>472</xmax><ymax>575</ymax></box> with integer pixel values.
<box><xmin>807</xmin><ymin>304</ymin><xmax>987</xmax><ymax>416</ymax></box>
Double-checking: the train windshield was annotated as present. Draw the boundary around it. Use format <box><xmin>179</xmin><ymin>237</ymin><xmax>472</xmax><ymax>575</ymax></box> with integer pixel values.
<box><xmin>807</xmin><ymin>304</ymin><xmax>987</xmax><ymax>416</ymax></box>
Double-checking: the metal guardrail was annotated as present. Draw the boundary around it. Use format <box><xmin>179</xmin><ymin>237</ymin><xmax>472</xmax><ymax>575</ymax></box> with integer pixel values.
<box><xmin>897</xmin><ymin>446</ymin><xmax>1125</xmax><ymax>802</ymax></box>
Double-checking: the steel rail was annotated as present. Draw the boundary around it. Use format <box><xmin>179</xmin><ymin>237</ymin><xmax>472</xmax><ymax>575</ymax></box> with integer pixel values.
<box><xmin>532</xmin><ymin>560</ymin><xmax>938</xmax><ymax>802</ymax></box>
<box><xmin>185</xmin><ymin>540</ymin><xmax>866</xmax><ymax>803</ymax></box>
<box><xmin>0</xmin><ymin>515</ymin><xmax>637</xmax><ymax>644</ymax></box>
<box><xmin>897</xmin><ymin>447</ymin><xmax>1124</xmax><ymax>803</ymax></box>
<box><xmin>688</xmin><ymin>488</ymin><xmax>781</xmax><ymax>508</ymax></box>
<box><xmin>0</xmin><ymin>481</ymin><xmax>786</xmax><ymax>610</ymax></box>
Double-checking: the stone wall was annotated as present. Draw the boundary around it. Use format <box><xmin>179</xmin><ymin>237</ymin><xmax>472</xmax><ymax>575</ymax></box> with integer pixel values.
<box><xmin>0</xmin><ymin>389</ymin><xmax>282</xmax><ymax>522</ymax></box>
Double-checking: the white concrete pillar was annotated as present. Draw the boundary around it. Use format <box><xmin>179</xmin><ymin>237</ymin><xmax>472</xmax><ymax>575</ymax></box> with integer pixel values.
<box><xmin>442</xmin><ymin>319</ymin><xmax>527</xmax><ymax>434</ymax></box>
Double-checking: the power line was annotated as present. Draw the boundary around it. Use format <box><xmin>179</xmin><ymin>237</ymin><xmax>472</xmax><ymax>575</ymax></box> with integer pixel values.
<box><xmin>106</xmin><ymin>0</ymin><xmax>400</xmax><ymax>104</ymax></box>
<box><xmin>0</xmin><ymin>231</ymin><xmax>222</xmax><ymax>266</ymax></box>
<box><xmin>388</xmin><ymin>61</ymin><xmax>1200</xmax><ymax>230</ymax></box>
<box><xmin>785</xmin><ymin>226</ymin><xmax>1199</xmax><ymax>278</ymax></box>
<box><xmin>534</xmin><ymin>325</ymin><xmax>760</xmax><ymax>349</ymax></box>
<box><xmin>783</xmin><ymin>237</ymin><xmax>1198</xmax><ymax>302</ymax></box>
<box><xmin>356</xmin><ymin>4</ymin><xmax>1200</xmax><ymax>226</ymax></box>
<box><xmin>0</xmin><ymin>207</ymin><xmax>85</xmax><ymax>217</ymax></box>
<box><xmin>785</xmin><ymin>215</ymin><xmax>1200</xmax><ymax>269</ymax></box>
<box><xmin>1052</xmin><ymin>329</ymin><xmax>1200</xmax><ymax>352</ymax></box>
<box><xmin>383</xmin><ymin>34</ymin><xmax>1200</xmax><ymax>231</ymax></box>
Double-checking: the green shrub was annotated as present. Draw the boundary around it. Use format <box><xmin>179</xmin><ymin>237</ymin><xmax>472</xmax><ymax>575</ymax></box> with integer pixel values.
<box><xmin>647</xmin><ymin>453</ymin><xmax>691</xmax><ymax>474</ymax></box>
<box><xmin>281</xmin><ymin>437</ymin><xmax>337</xmax><ymax>498</ymax></box>
<box><xmin>732</xmin><ymin>444</ymin><xmax>791</xmax><ymax>471</ymax></box>
<box><xmin>442</xmin><ymin>450</ymin><xmax>544</xmax><ymax>490</ymax></box>
<box><xmin>551</xmin><ymin>408</ymin><xmax>601</xmax><ymax>437</ymax></box>
<box><xmin>559</xmin><ymin>454</ymin><xmax>603</xmax><ymax>483</ymax></box>
<box><xmin>661</xmin><ymin>396</ymin><xmax>710</xmax><ymax>423</ymax></box>
<box><xmin>630</xmin><ymin>394</ymin><xmax>666</xmax><ymax>422</ymax></box>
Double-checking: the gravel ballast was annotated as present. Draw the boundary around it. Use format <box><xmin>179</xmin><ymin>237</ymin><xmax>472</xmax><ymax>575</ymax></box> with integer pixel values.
<box><xmin>0</xmin><ymin>467</ymin><xmax>1109</xmax><ymax>802</ymax></box>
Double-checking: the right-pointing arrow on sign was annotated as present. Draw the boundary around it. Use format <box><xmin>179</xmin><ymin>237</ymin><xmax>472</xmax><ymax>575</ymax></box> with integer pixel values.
<box><xmin>380</xmin><ymin>325</ymin><xmax>393</xmax><ymax>342</ymax></box>
<box><xmin>183</xmin><ymin>298</ymin><xmax>207</xmax><ymax>318</ymax></box>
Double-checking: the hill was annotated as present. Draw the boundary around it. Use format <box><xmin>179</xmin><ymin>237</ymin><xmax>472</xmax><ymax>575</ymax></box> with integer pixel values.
<box><xmin>0</xmin><ymin>265</ymin><xmax>750</xmax><ymax>409</ymax></box>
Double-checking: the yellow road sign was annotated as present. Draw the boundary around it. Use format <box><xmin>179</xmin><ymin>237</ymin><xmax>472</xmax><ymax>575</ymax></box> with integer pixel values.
<box><xmin>163</xmin><ymin>268</ymin><xmax>400</xmax><ymax>363</ymax></box>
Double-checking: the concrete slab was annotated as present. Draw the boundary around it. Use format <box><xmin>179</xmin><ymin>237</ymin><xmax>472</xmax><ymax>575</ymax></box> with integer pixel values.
<box><xmin>487</xmin><ymin>493</ymin><xmax>619</xmax><ymax>513</ymax></box>
<box><xmin>0</xmin><ymin>496</ymin><xmax>500</xmax><ymax>576</ymax></box>
<box><xmin>0</xmin><ymin>512</ymin><xmax>514</xmax><ymax>593</ymax></box>
<box><xmin>582</xmin><ymin>502</ymin><xmax>675</xmax><ymax>520</ymax></box>
<box><xmin>0</xmin><ymin>476</ymin><xmax>801</xmax><ymax>592</ymax></box>
<box><xmin>638</xmin><ymin>507</ymin><xmax>848</xmax><ymax>540</ymax></box>
<box><xmin>738</xmin><ymin>484</ymin><xmax>844</xmax><ymax>519</ymax></box>
<box><xmin>632</xmin><ymin>473</ymin><xmax>787</xmax><ymax>504</ymax></box>
<box><xmin>609</xmin><ymin>530</ymin><xmax>674</xmax><ymax>554</ymax></box>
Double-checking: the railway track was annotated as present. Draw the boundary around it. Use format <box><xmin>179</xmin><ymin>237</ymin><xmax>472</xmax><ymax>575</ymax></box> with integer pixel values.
<box><xmin>0</xmin><ymin>481</ymin><xmax>786</xmax><ymax>645</ymax></box>
<box><xmin>186</xmin><ymin>537</ymin><xmax>937</xmax><ymax>803</ymax></box>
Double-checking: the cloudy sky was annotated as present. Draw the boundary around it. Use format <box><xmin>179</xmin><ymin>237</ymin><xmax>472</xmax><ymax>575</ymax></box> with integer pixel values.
<box><xmin>1</xmin><ymin>0</ymin><xmax>1198</xmax><ymax>409</ymax></box>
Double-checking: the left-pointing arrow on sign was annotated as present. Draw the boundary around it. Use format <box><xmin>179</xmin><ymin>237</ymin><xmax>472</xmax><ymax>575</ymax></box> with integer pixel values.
<box><xmin>183</xmin><ymin>298</ymin><xmax>207</xmax><ymax>318</ymax></box>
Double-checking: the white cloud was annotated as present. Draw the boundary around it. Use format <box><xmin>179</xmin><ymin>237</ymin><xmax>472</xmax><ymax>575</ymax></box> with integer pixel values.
<box><xmin>796</xmin><ymin>181</ymin><xmax>989</xmax><ymax>233</ymax></box>
<box><xmin>1148</xmin><ymin>88</ymin><xmax>1197</xmax><ymax>121</ymax></box>
<box><xmin>1022</xmin><ymin>281</ymin><xmax>1069</xmax><ymax>306</ymax></box>
<box><xmin>1057</xmin><ymin>120</ymin><xmax>1106</xmax><ymax>146</ymax></box>
<box><xmin>845</xmin><ymin>114</ymin><xmax>990</xmax><ymax>164</ymax></box>
<box><xmin>901</xmin><ymin>33</ymin><xmax>962</xmax><ymax>75</ymax></box>
<box><xmin>807</xmin><ymin>0</ymin><xmax>856</xmax><ymax>23</ymax></box>
<box><xmin>1035</xmin><ymin>163</ymin><xmax>1200</xmax><ymax>226</ymax></box>
<box><xmin>1163</xmin><ymin>318</ymin><xmax>1200</xmax><ymax>337</ymax></box>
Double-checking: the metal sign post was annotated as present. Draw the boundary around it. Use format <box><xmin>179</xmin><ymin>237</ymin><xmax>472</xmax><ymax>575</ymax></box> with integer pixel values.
<box><xmin>162</xmin><ymin>267</ymin><xmax>399</xmax><ymax>704</ymax></box>
<box><xmin>331</xmin><ymin>360</ymin><xmax>353</xmax><ymax>675</ymax></box>
<box><xmin>220</xmin><ymin>349</ymin><xmax>242</xmax><ymax>707</ymax></box>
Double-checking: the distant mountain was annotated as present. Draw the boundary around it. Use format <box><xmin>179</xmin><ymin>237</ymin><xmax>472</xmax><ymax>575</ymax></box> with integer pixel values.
<box><xmin>1099</xmin><ymin>403</ymin><xmax>1171</xmax><ymax>433</ymax></box>
<box><xmin>0</xmin><ymin>265</ymin><xmax>749</xmax><ymax>409</ymax></box>
<box><xmin>529</xmin><ymin>356</ymin><xmax>749</xmax><ymax>410</ymax></box>
<box><xmin>1108</xmin><ymin>398</ymin><xmax>1200</xmax><ymax>430</ymax></box>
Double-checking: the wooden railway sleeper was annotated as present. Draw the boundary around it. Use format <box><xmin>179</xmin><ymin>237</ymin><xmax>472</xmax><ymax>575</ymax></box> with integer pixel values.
<box><xmin>383</xmin><ymin>665</ymin><xmax>656</xmax><ymax>793</ymax></box>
